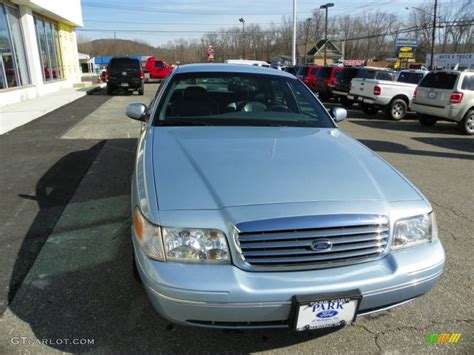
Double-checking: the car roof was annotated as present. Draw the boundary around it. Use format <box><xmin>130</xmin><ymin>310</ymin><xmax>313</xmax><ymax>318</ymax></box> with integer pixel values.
<box><xmin>174</xmin><ymin>63</ymin><xmax>294</xmax><ymax>78</ymax></box>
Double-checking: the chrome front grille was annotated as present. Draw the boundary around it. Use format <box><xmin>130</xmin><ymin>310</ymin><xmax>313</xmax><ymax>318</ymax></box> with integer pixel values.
<box><xmin>235</xmin><ymin>214</ymin><xmax>389</xmax><ymax>270</ymax></box>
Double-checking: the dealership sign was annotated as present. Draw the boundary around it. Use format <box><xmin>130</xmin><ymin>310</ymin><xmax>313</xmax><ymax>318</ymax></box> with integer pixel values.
<box><xmin>396</xmin><ymin>38</ymin><xmax>417</xmax><ymax>59</ymax></box>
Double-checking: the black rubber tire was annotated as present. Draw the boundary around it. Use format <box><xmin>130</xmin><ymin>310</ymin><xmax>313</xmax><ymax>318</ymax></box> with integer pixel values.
<box><xmin>138</xmin><ymin>87</ymin><xmax>144</xmax><ymax>96</ymax></box>
<box><xmin>419</xmin><ymin>115</ymin><xmax>437</xmax><ymax>127</ymax></box>
<box><xmin>361</xmin><ymin>104</ymin><xmax>378</xmax><ymax>116</ymax></box>
<box><xmin>386</xmin><ymin>98</ymin><xmax>408</xmax><ymax>121</ymax></box>
<box><xmin>457</xmin><ymin>109</ymin><xmax>474</xmax><ymax>135</ymax></box>
<box><xmin>340</xmin><ymin>97</ymin><xmax>353</xmax><ymax>108</ymax></box>
<box><xmin>106</xmin><ymin>84</ymin><xmax>113</xmax><ymax>95</ymax></box>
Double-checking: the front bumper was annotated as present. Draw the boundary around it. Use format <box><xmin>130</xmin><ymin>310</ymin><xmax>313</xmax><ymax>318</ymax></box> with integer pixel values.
<box><xmin>134</xmin><ymin>237</ymin><xmax>444</xmax><ymax>329</ymax></box>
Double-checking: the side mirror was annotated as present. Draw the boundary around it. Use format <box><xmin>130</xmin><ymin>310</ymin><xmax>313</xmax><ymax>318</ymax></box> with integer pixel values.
<box><xmin>330</xmin><ymin>107</ymin><xmax>347</xmax><ymax>123</ymax></box>
<box><xmin>126</xmin><ymin>103</ymin><xmax>147</xmax><ymax>121</ymax></box>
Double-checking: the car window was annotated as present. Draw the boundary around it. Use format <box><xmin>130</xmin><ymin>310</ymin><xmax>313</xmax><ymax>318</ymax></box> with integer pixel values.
<box><xmin>316</xmin><ymin>67</ymin><xmax>331</xmax><ymax>79</ymax></box>
<box><xmin>356</xmin><ymin>69</ymin><xmax>377</xmax><ymax>79</ymax></box>
<box><xmin>419</xmin><ymin>72</ymin><xmax>458</xmax><ymax>89</ymax></box>
<box><xmin>310</xmin><ymin>67</ymin><xmax>320</xmax><ymax>75</ymax></box>
<box><xmin>296</xmin><ymin>66</ymin><xmax>309</xmax><ymax>76</ymax></box>
<box><xmin>376</xmin><ymin>72</ymin><xmax>393</xmax><ymax>81</ymax></box>
<box><xmin>397</xmin><ymin>72</ymin><xmax>425</xmax><ymax>84</ymax></box>
<box><xmin>337</xmin><ymin>68</ymin><xmax>358</xmax><ymax>81</ymax></box>
<box><xmin>154</xmin><ymin>72</ymin><xmax>335</xmax><ymax>128</ymax></box>
<box><xmin>461</xmin><ymin>75</ymin><xmax>474</xmax><ymax>90</ymax></box>
<box><xmin>154</xmin><ymin>61</ymin><xmax>166</xmax><ymax>68</ymax></box>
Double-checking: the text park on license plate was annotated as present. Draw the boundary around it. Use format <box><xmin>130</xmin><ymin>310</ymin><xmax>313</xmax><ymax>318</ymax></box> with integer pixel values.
<box><xmin>294</xmin><ymin>297</ymin><xmax>359</xmax><ymax>331</ymax></box>
<box><xmin>121</xmin><ymin>83</ymin><xmax>129</xmax><ymax>87</ymax></box>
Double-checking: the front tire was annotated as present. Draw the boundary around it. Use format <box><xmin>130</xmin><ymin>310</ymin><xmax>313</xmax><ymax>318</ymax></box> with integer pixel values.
<box><xmin>362</xmin><ymin>104</ymin><xmax>378</xmax><ymax>116</ymax></box>
<box><xmin>419</xmin><ymin>115</ymin><xmax>437</xmax><ymax>127</ymax></box>
<box><xmin>106</xmin><ymin>84</ymin><xmax>113</xmax><ymax>95</ymax></box>
<box><xmin>458</xmin><ymin>109</ymin><xmax>474</xmax><ymax>135</ymax></box>
<box><xmin>386</xmin><ymin>98</ymin><xmax>407</xmax><ymax>121</ymax></box>
<box><xmin>138</xmin><ymin>85</ymin><xmax>144</xmax><ymax>96</ymax></box>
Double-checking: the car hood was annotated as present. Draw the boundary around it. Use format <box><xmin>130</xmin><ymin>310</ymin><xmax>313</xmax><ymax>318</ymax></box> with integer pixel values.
<box><xmin>152</xmin><ymin>127</ymin><xmax>423</xmax><ymax>210</ymax></box>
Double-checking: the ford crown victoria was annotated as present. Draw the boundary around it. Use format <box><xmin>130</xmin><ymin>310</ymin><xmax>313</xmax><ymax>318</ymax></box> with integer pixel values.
<box><xmin>127</xmin><ymin>64</ymin><xmax>445</xmax><ymax>331</ymax></box>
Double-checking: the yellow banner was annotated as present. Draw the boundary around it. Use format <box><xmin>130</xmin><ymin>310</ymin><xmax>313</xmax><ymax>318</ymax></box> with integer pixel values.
<box><xmin>399</xmin><ymin>52</ymin><xmax>414</xmax><ymax>59</ymax></box>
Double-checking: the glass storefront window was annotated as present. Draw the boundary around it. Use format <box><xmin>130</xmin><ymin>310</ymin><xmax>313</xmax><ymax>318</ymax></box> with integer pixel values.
<box><xmin>34</xmin><ymin>16</ymin><xmax>63</xmax><ymax>81</ymax></box>
<box><xmin>0</xmin><ymin>3</ymin><xmax>30</xmax><ymax>89</ymax></box>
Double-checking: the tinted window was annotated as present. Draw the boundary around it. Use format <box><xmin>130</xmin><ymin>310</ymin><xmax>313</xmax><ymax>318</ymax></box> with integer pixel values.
<box><xmin>337</xmin><ymin>68</ymin><xmax>358</xmax><ymax>81</ymax></box>
<box><xmin>155</xmin><ymin>72</ymin><xmax>334</xmax><ymax>128</ymax></box>
<box><xmin>397</xmin><ymin>72</ymin><xmax>425</xmax><ymax>84</ymax></box>
<box><xmin>376</xmin><ymin>72</ymin><xmax>393</xmax><ymax>81</ymax></box>
<box><xmin>356</xmin><ymin>69</ymin><xmax>378</xmax><ymax>79</ymax></box>
<box><xmin>296</xmin><ymin>66</ymin><xmax>309</xmax><ymax>76</ymax></box>
<box><xmin>310</xmin><ymin>67</ymin><xmax>320</xmax><ymax>75</ymax></box>
<box><xmin>154</xmin><ymin>61</ymin><xmax>165</xmax><ymax>68</ymax></box>
<box><xmin>316</xmin><ymin>67</ymin><xmax>332</xmax><ymax>79</ymax></box>
<box><xmin>419</xmin><ymin>72</ymin><xmax>458</xmax><ymax>89</ymax></box>
<box><xmin>461</xmin><ymin>75</ymin><xmax>474</xmax><ymax>90</ymax></box>
<box><xmin>109</xmin><ymin>58</ymin><xmax>140</xmax><ymax>71</ymax></box>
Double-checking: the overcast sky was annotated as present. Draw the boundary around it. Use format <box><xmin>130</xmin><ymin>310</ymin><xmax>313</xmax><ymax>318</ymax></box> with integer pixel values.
<box><xmin>79</xmin><ymin>0</ymin><xmax>425</xmax><ymax>46</ymax></box>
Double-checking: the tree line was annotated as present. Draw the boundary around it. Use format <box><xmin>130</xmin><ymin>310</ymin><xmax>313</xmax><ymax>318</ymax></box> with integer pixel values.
<box><xmin>78</xmin><ymin>0</ymin><xmax>473</xmax><ymax>64</ymax></box>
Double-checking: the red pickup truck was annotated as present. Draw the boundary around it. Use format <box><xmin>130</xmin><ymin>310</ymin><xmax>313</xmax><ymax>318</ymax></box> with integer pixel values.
<box><xmin>144</xmin><ymin>57</ymin><xmax>173</xmax><ymax>82</ymax></box>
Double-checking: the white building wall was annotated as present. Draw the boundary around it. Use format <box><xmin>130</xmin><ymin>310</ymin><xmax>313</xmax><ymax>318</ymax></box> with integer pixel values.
<box><xmin>0</xmin><ymin>1</ymin><xmax>82</xmax><ymax>108</ymax></box>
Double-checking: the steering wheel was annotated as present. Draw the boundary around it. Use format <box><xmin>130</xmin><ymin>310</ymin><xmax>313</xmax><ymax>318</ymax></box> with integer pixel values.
<box><xmin>242</xmin><ymin>101</ymin><xmax>267</xmax><ymax>112</ymax></box>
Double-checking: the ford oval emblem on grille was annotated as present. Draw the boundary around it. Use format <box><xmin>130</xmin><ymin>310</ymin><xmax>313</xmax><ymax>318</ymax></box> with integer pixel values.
<box><xmin>311</xmin><ymin>240</ymin><xmax>332</xmax><ymax>251</ymax></box>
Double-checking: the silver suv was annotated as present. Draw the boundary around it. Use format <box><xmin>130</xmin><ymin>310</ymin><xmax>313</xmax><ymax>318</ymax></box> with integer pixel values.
<box><xmin>412</xmin><ymin>70</ymin><xmax>474</xmax><ymax>135</ymax></box>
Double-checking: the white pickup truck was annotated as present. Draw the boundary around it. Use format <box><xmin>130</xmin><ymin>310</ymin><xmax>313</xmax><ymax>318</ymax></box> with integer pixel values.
<box><xmin>348</xmin><ymin>70</ymin><xmax>427</xmax><ymax>120</ymax></box>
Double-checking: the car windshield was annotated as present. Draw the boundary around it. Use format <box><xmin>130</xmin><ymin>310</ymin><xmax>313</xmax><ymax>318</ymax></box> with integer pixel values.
<box><xmin>356</xmin><ymin>69</ymin><xmax>378</xmax><ymax>79</ymax></box>
<box><xmin>154</xmin><ymin>72</ymin><xmax>335</xmax><ymax>128</ymax></box>
<box><xmin>419</xmin><ymin>72</ymin><xmax>458</xmax><ymax>89</ymax></box>
<box><xmin>397</xmin><ymin>72</ymin><xmax>425</xmax><ymax>84</ymax></box>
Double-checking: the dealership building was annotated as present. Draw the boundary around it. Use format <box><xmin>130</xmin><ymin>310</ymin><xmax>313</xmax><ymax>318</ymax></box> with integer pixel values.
<box><xmin>0</xmin><ymin>0</ymin><xmax>83</xmax><ymax>107</ymax></box>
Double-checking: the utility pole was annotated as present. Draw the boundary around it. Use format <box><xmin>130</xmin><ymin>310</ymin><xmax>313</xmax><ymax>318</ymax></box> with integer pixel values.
<box><xmin>320</xmin><ymin>3</ymin><xmax>334</xmax><ymax>66</ymax></box>
<box><xmin>114</xmin><ymin>32</ymin><xmax>116</xmax><ymax>40</ymax></box>
<box><xmin>292</xmin><ymin>0</ymin><xmax>297</xmax><ymax>65</ymax></box>
<box><xmin>304</xmin><ymin>18</ymin><xmax>311</xmax><ymax>66</ymax></box>
<box><xmin>430</xmin><ymin>0</ymin><xmax>437</xmax><ymax>70</ymax></box>
<box><xmin>239</xmin><ymin>17</ymin><xmax>245</xmax><ymax>59</ymax></box>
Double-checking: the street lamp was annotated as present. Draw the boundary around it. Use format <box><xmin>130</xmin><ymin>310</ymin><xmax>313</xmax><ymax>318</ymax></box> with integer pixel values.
<box><xmin>304</xmin><ymin>18</ymin><xmax>312</xmax><ymax>66</ymax></box>
<box><xmin>320</xmin><ymin>3</ymin><xmax>334</xmax><ymax>66</ymax></box>
<box><xmin>239</xmin><ymin>17</ymin><xmax>245</xmax><ymax>59</ymax></box>
<box><xmin>406</xmin><ymin>1</ymin><xmax>438</xmax><ymax>70</ymax></box>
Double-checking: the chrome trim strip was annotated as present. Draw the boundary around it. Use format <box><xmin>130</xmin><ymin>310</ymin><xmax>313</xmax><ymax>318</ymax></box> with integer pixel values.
<box><xmin>236</xmin><ymin>214</ymin><xmax>389</xmax><ymax>233</ymax></box>
<box><xmin>363</xmin><ymin>270</ymin><xmax>443</xmax><ymax>297</ymax></box>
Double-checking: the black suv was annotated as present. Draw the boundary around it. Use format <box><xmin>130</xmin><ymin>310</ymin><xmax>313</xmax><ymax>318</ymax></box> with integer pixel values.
<box><xmin>333</xmin><ymin>67</ymin><xmax>393</xmax><ymax>107</ymax></box>
<box><xmin>106</xmin><ymin>57</ymin><xmax>144</xmax><ymax>95</ymax></box>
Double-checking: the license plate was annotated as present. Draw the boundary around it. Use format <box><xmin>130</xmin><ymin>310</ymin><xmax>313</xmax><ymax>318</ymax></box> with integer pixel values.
<box><xmin>293</xmin><ymin>293</ymin><xmax>360</xmax><ymax>331</ymax></box>
<box><xmin>358</xmin><ymin>97</ymin><xmax>364</xmax><ymax>102</ymax></box>
<box><xmin>121</xmin><ymin>83</ymin><xmax>129</xmax><ymax>87</ymax></box>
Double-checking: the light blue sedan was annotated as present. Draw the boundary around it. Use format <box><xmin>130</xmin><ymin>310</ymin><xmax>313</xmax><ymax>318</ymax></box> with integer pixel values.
<box><xmin>127</xmin><ymin>64</ymin><xmax>444</xmax><ymax>331</ymax></box>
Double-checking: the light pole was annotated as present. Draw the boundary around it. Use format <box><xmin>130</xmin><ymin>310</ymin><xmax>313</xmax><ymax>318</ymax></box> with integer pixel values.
<box><xmin>239</xmin><ymin>17</ymin><xmax>245</xmax><ymax>59</ymax></box>
<box><xmin>406</xmin><ymin>2</ymin><xmax>438</xmax><ymax>70</ymax></box>
<box><xmin>292</xmin><ymin>0</ymin><xmax>297</xmax><ymax>65</ymax></box>
<box><xmin>304</xmin><ymin>18</ymin><xmax>312</xmax><ymax>65</ymax></box>
<box><xmin>320</xmin><ymin>3</ymin><xmax>334</xmax><ymax>66</ymax></box>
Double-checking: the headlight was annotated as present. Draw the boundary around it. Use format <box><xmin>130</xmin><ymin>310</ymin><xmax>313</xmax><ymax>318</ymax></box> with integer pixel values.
<box><xmin>162</xmin><ymin>227</ymin><xmax>230</xmax><ymax>263</ymax></box>
<box><xmin>392</xmin><ymin>212</ymin><xmax>438</xmax><ymax>250</ymax></box>
<box><xmin>133</xmin><ymin>208</ymin><xmax>165</xmax><ymax>260</ymax></box>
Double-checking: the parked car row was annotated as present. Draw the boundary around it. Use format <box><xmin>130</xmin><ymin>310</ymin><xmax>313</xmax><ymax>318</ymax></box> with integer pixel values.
<box><xmin>292</xmin><ymin>64</ymin><xmax>473</xmax><ymax>135</ymax></box>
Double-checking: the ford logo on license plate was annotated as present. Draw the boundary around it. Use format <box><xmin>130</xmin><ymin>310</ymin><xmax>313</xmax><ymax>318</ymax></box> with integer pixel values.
<box><xmin>311</xmin><ymin>240</ymin><xmax>332</xmax><ymax>251</ymax></box>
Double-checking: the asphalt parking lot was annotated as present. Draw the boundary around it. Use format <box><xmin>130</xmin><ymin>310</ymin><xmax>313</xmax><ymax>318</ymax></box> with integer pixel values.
<box><xmin>0</xmin><ymin>84</ymin><xmax>472</xmax><ymax>353</ymax></box>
